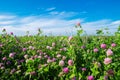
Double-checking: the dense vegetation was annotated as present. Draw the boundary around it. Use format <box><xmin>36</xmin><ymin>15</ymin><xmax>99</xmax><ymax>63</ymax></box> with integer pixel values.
<box><xmin>0</xmin><ymin>25</ymin><xmax>120</xmax><ymax>80</ymax></box>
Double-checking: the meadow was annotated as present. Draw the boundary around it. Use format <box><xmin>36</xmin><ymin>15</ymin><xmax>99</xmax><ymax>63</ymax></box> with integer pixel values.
<box><xmin>0</xmin><ymin>24</ymin><xmax>120</xmax><ymax>80</ymax></box>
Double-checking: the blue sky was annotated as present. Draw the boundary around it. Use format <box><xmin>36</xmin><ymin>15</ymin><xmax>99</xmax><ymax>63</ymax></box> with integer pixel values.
<box><xmin>0</xmin><ymin>0</ymin><xmax>120</xmax><ymax>35</ymax></box>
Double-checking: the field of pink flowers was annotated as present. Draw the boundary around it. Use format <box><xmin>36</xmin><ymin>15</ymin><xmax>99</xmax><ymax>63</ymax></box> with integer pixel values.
<box><xmin>0</xmin><ymin>25</ymin><xmax>120</xmax><ymax>80</ymax></box>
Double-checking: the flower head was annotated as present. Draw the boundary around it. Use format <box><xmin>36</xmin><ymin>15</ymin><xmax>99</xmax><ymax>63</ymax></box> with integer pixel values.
<box><xmin>58</xmin><ymin>72</ymin><xmax>64</xmax><ymax>77</ymax></box>
<box><xmin>0</xmin><ymin>63</ymin><xmax>4</xmax><ymax>67</ymax></box>
<box><xmin>22</xmin><ymin>48</ymin><xmax>27</xmax><ymax>52</ymax></box>
<box><xmin>111</xmin><ymin>43</ymin><xmax>116</xmax><ymax>47</ymax></box>
<box><xmin>2</xmin><ymin>57</ymin><xmax>7</xmax><ymax>61</ymax></box>
<box><xmin>10</xmin><ymin>68</ymin><xmax>16</xmax><ymax>74</ymax></box>
<box><xmin>94</xmin><ymin>62</ymin><xmax>101</xmax><ymax>68</ymax></box>
<box><xmin>1</xmin><ymin>66</ymin><xmax>5</xmax><ymax>70</ymax></box>
<box><xmin>107</xmin><ymin>69</ymin><xmax>114</xmax><ymax>76</ymax></box>
<box><xmin>52</xmin><ymin>58</ymin><xmax>56</xmax><ymax>62</ymax></box>
<box><xmin>87</xmin><ymin>75</ymin><xmax>94</xmax><ymax>80</ymax></box>
<box><xmin>77</xmin><ymin>22</ymin><xmax>80</xmax><ymax>26</ymax></box>
<box><xmin>106</xmin><ymin>49</ymin><xmax>113</xmax><ymax>56</ymax></box>
<box><xmin>82</xmin><ymin>68</ymin><xmax>86</xmax><ymax>71</ymax></box>
<box><xmin>56</xmin><ymin>54</ymin><xmax>61</xmax><ymax>58</ymax></box>
<box><xmin>47</xmin><ymin>59</ymin><xmax>52</xmax><ymax>63</ymax></box>
<box><xmin>62</xmin><ymin>56</ymin><xmax>66</xmax><ymax>60</ymax></box>
<box><xmin>101</xmin><ymin>44</ymin><xmax>106</xmax><ymax>49</ymax></box>
<box><xmin>10</xmin><ymin>32</ymin><xmax>13</xmax><ymax>35</ymax></box>
<box><xmin>9</xmin><ymin>53</ymin><xmax>15</xmax><ymax>58</ymax></box>
<box><xmin>104</xmin><ymin>58</ymin><xmax>112</xmax><ymax>65</ymax></box>
<box><xmin>59</xmin><ymin>60</ymin><xmax>64</xmax><ymax>66</ymax></box>
<box><xmin>6</xmin><ymin>61</ymin><xmax>11</xmax><ymax>65</ymax></box>
<box><xmin>68</xmin><ymin>59</ymin><xmax>73</xmax><ymax>66</ymax></box>
<box><xmin>24</xmin><ymin>54</ymin><xmax>28</xmax><ymax>59</ymax></box>
<box><xmin>63</xmin><ymin>67</ymin><xmax>69</xmax><ymax>73</ymax></box>
<box><xmin>68</xmin><ymin>36</ymin><xmax>73</xmax><ymax>41</ymax></box>
<box><xmin>71</xmin><ymin>77</ymin><xmax>76</xmax><ymax>80</ymax></box>
<box><xmin>52</xmin><ymin>42</ymin><xmax>56</xmax><ymax>47</ymax></box>
<box><xmin>93</xmin><ymin>48</ymin><xmax>98</xmax><ymax>53</ymax></box>
<box><xmin>81</xmin><ymin>45</ymin><xmax>86</xmax><ymax>49</ymax></box>
<box><xmin>46</xmin><ymin>46</ymin><xmax>50</xmax><ymax>49</ymax></box>
<box><xmin>104</xmin><ymin>75</ymin><xmax>108</xmax><ymax>80</ymax></box>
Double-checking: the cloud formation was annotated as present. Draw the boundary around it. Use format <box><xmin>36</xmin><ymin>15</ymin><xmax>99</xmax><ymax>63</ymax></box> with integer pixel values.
<box><xmin>45</xmin><ymin>7</ymin><xmax>56</xmax><ymax>11</ymax></box>
<box><xmin>0</xmin><ymin>10</ymin><xmax>119</xmax><ymax>36</ymax></box>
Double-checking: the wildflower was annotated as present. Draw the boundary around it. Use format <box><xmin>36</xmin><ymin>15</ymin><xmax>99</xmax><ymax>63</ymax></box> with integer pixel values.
<box><xmin>77</xmin><ymin>22</ymin><xmax>80</xmax><ymax>26</ymax></box>
<box><xmin>62</xmin><ymin>56</ymin><xmax>66</xmax><ymax>60</ymax></box>
<box><xmin>24</xmin><ymin>54</ymin><xmax>28</xmax><ymax>59</ymax></box>
<box><xmin>9</xmin><ymin>53</ymin><xmax>15</xmax><ymax>58</ymax></box>
<box><xmin>59</xmin><ymin>60</ymin><xmax>65</xmax><ymax>66</ymax></box>
<box><xmin>58</xmin><ymin>72</ymin><xmax>64</xmax><ymax>77</ymax></box>
<box><xmin>38</xmin><ymin>56</ymin><xmax>42</xmax><ymax>59</ymax></box>
<box><xmin>101</xmin><ymin>44</ymin><xmax>106</xmax><ymax>49</ymax></box>
<box><xmin>68</xmin><ymin>59</ymin><xmax>73</xmax><ymax>66</ymax></box>
<box><xmin>107</xmin><ymin>69</ymin><xmax>114</xmax><ymax>76</ymax></box>
<box><xmin>52</xmin><ymin>58</ymin><xmax>56</xmax><ymax>62</ymax></box>
<box><xmin>47</xmin><ymin>59</ymin><xmax>52</xmax><ymax>63</ymax></box>
<box><xmin>38</xmin><ymin>64</ymin><xmax>41</xmax><ymax>69</ymax></box>
<box><xmin>43</xmin><ymin>53</ymin><xmax>46</xmax><ymax>55</ymax></box>
<box><xmin>63</xmin><ymin>47</ymin><xmax>67</xmax><ymax>51</ymax></box>
<box><xmin>20</xmin><ymin>59</ymin><xmax>24</xmax><ymax>63</ymax></box>
<box><xmin>71</xmin><ymin>77</ymin><xmax>76</xmax><ymax>80</ymax></box>
<box><xmin>22</xmin><ymin>48</ymin><xmax>27</xmax><ymax>52</ymax></box>
<box><xmin>60</xmin><ymin>48</ymin><xmax>63</xmax><ymax>51</ymax></box>
<box><xmin>30</xmin><ymin>71</ymin><xmax>36</xmax><ymax>76</ymax></box>
<box><xmin>68</xmin><ymin>36</ymin><xmax>73</xmax><ymax>41</ymax></box>
<box><xmin>0</xmin><ymin>63</ymin><xmax>4</xmax><ymax>67</ymax></box>
<box><xmin>0</xmin><ymin>44</ymin><xmax>3</xmax><ymax>47</ymax></box>
<box><xmin>111</xmin><ymin>43</ymin><xmax>116</xmax><ymax>47</ymax></box>
<box><xmin>2</xmin><ymin>57</ymin><xmax>7</xmax><ymax>61</ymax></box>
<box><xmin>95</xmin><ymin>62</ymin><xmax>101</xmax><ymax>68</ymax></box>
<box><xmin>6</xmin><ymin>61</ymin><xmax>11</xmax><ymax>65</ymax></box>
<box><xmin>52</xmin><ymin>42</ymin><xmax>56</xmax><ymax>47</ymax></box>
<box><xmin>44</xmin><ymin>64</ymin><xmax>48</xmax><ymax>67</ymax></box>
<box><xmin>46</xmin><ymin>46</ymin><xmax>50</xmax><ymax>49</ymax></box>
<box><xmin>56</xmin><ymin>54</ymin><xmax>61</xmax><ymax>58</ymax></box>
<box><xmin>63</xmin><ymin>67</ymin><xmax>69</xmax><ymax>73</ymax></box>
<box><xmin>87</xmin><ymin>75</ymin><xmax>94</xmax><ymax>80</ymax></box>
<box><xmin>29</xmin><ymin>46</ymin><xmax>35</xmax><ymax>50</ymax></box>
<box><xmin>49</xmin><ymin>47</ymin><xmax>53</xmax><ymax>50</ymax></box>
<box><xmin>10</xmin><ymin>68</ymin><xmax>16</xmax><ymax>74</ymax></box>
<box><xmin>16</xmin><ymin>70</ymin><xmax>21</xmax><ymax>74</ymax></box>
<box><xmin>106</xmin><ymin>49</ymin><xmax>113</xmax><ymax>56</ymax></box>
<box><xmin>17</xmin><ymin>65</ymin><xmax>21</xmax><ymax>69</ymax></box>
<box><xmin>10</xmin><ymin>32</ymin><xmax>13</xmax><ymax>35</ymax></box>
<box><xmin>104</xmin><ymin>75</ymin><xmax>108</xmax><ymax>80</ymax></box>
<box><xmin>81</xmin><ymin>45</ymin><xmax>86</xmax><ymax>49</ymax></box>
<box><xmin>34</xmin><ymin>55</ymin><xmax>38</xmax><ymax>58</ymax></box>
<box><xmin>93</xmin><ymin>48</ymin><xmax>98</xmax><ymax>52</ymax></box>
<box><xmin>44</xmin><ymin>55</ymin><xmax>48</xmax><ymax>58</ymax></box>
<box><xmin>1</xmin><ymin>66</ymin><xmax>5</xmax><ymax>70</ymax></box>
<box><xmin>82</xmin><ymin>68</ymin><xmax>86</xmax><ymax>71</ymax></box>
<box><xmin>104</xmin><ymin>58</ymin><xmax>112</xmax><ymax>65</ymax></box>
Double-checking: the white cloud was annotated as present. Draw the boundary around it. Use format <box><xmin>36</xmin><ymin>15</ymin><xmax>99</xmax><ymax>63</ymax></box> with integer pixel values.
<box><xmin>82</xmin><ymin>20</ymin><xmax>120</xmax><ymax>35</ymax></box>
<box><xmin>0</xmin><ymin>21</ymin><xmax>15</xmax><ymax>25</ymax></box>
<box><xmin>0</xmin><ymin>15</ymin><xmax>16</xmax><ymax>20</ymax></box>
<box><xmin>0</xmin><ymin>12</ymin><xmax>120</xmax><ymax>36</ymax></box>
<box><xmin>45</xmin><ymin>7</ymin><xmax>56</xmax><ymax>11</ymax></box>
<box><xmin>49</xmin><ymin>11</ymin><xmax>59</xmax><ymax>15</ymax></box>
<box><xmin>49</xmin><ymin>11</ymin><xmax>78</xmax><ymax>16</ymax></box>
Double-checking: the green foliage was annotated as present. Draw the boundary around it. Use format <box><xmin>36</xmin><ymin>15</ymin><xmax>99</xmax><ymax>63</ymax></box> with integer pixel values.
<box><xmin>0</xmin><ymin>26</ymin><xmax>120</xmax><ymax>80</ymax></box>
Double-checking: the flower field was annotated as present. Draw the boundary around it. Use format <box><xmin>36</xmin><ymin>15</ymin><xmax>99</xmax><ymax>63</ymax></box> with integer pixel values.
<box><xmin>0</xmin><ymin>25</ymin><xmax>120</xmax><ymax>80</ymax></box>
